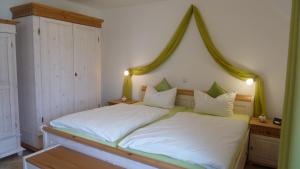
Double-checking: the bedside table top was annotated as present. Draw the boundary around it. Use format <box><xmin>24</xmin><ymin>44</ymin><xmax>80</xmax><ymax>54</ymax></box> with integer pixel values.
<box><xmin>250</xmin><ymin>117</ymin><xmax>281</xmax><ymax>129</ymax></box>
<box><xmin>108</xmin><ymin>99</ymin><xmax>139</xmax><ymax>105</ymax></box>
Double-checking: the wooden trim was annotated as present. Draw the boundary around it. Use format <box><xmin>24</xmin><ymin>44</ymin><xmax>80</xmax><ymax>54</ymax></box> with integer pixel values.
<box><xmin>10</xmin><ymin>3</ymin><xmax>103</xmax><ymax>28</ymax></box>
<box><xmin>0</xmin><ymin>19</ymin><xmax>18</xmax><ymax>25</ymax></box>
<box><xmin>21</xmin><ymin>142</ymin><xmax>41</xmax><ymax>152</ymax></box>
<box><xmin>108</xmin><ymin>99</ymin><xmax>139</xmax><ymax>105</ymax></box>
<box><xmin>250</xmin><ymin>117</ymin><xmax>281</xmax><ymax>130</ymax></box>
<box><xmin>250</xmin><ymin>118</ymin><xmax>281</xmax><ymax>138</ymax></box>
<box><xmin>141</xmin><ymin>85</ymin><xmax>253</xmax><ymax>102</ymax></box>
<box><xmin>26</xmin><ymin>146</ymin><xmax>123</xmax><ymax>169</ymax></box>
<box><xmin>44</xmin><ymin>127</ymin><xmax>184</xmax><ymax>169</ymax></box>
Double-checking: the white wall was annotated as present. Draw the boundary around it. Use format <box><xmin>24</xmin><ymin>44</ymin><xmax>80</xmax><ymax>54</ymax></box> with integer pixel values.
<box><xmin>0</xmin><ymin>0</ymin><xmax>102</xmax><ymax>19</ymax></box>
<box><xmin>101</xmin><ymin>0</ymin><xmax>291</xmax><ymax>118</ymax></box>
<box><xmin>0</xmin><ymin>0</ymin><xmax>291</xmax><ymax>118</ymax></box>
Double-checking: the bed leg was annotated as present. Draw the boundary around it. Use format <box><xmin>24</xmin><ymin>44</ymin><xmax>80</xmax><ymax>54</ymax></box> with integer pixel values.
<box><xmin>40</xmin><ymin>125</ymin><xmax>49</xmax><ymax>148</ymax></box>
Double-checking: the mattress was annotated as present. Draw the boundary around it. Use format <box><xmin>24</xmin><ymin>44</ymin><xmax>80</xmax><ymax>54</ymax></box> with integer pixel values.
<box><xmin>119</xmin><ymin>112</ymin><xmax>250</xmax><ymax>169</ymax></box>
<box><xmin>50</xmin><ymin>103</ymin><xmax>169</xmax><ymax>143</ymax></box>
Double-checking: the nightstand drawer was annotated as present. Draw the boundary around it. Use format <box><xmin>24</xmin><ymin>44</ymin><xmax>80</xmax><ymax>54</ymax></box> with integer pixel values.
<box><xmin>251</xmin><ymin>125</ymin><xmax>280</xmax><ymax>138</ymax></box>
<box><xmin>249</xmin><ymin>134</ymin><xmax>279</xmax><ymax>168</ymax></box>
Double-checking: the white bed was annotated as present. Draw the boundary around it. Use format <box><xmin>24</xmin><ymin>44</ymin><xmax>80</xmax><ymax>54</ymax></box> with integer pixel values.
<box><xmin>42</xmin><ymin>87</ymin><xmax>253</xmax><ymax>169</ymax></box>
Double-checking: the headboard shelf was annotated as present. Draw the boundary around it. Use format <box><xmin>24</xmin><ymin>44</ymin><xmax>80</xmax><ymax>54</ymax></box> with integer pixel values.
<box><xmin>141</xmin><ymin>85</ymin><xmax>252</xmax><ymax>102</ymax></box>
<box><xmin>141</xmin><ymin>85</ymin><xmax>253</xmax><ymax>116</ymax></box>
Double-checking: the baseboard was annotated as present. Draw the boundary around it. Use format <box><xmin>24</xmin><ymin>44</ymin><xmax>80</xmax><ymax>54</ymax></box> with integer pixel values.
<box><xmin>21</xmin><ymin>142</ymin><xmax>41</xmax><ymax>152</ymax></box>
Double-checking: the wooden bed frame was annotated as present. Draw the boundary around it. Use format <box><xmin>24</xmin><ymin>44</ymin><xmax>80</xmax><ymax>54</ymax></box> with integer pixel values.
<box><xmin>42</xmin><ymin>86</ymin><xmax>253</xmax><ymax>169</ymax></box>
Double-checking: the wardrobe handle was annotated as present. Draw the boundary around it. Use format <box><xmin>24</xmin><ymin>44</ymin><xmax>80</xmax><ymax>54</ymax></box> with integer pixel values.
<box><xmin>75</xmin><ymin>72</ymin><xmax>78</xmax><ymax>77</ymax></box>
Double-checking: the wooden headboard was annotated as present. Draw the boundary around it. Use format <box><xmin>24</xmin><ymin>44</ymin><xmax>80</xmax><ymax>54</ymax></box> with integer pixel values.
<box><xmin>140</xmin><ymin>86</ymin><xmax>254</xmax><ymax>116</ymax></box>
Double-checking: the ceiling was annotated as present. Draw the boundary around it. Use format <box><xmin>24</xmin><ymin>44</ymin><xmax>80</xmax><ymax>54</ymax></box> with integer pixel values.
<box><xmin>66</xmin><ymin>0</ymin><xmax>166</xmax><ymax>10</ymax></box>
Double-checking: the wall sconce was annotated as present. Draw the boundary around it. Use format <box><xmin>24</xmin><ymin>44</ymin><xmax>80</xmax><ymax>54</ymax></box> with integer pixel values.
<box><xmin>124</xmin><ymin>70</ymin><xmax>129</xmax><ymax>76</ymax></box>
<box><xmin>246</xmin><ymin>78</ymin><xmax>254</xmax><ymax>86</ymax></box>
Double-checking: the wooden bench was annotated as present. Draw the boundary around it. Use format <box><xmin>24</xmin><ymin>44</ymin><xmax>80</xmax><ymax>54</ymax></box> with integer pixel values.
<box><xmin>24</xmin><ymin>146</ymin><xmax>123</xmax><ymax>169</ymax></box>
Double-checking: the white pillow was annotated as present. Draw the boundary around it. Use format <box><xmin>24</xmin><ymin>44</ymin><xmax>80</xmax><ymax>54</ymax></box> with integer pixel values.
<box><xmin>194</xmin><ymin>90</ymin><xmax>236</xmax><ymax>117</ymax></box>
<box><xmin>143</xmin><ymin>86</ymin><xmax>177</xmax><ymax>109</ymax></box>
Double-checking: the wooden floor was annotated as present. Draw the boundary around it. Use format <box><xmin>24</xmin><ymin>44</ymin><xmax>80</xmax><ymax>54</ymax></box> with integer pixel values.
<box><xmin>0</xmin><ymin>150</ymin><xmax>32</xmax><ymax>169</ymax></box>
<box><xmin>0</xmin><ymin>150</ymin><xmax>272</xmax><ymax>169</ymax></box>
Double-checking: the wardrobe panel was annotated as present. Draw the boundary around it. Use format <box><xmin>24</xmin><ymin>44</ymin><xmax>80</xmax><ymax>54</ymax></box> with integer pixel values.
<box><xmin>74</xmin><ymin>24</ymin><xmax>100</xmax><ymax>112</ymax></box>
<box><xmin>0</xmin><ymin>90</ymin><xmax>13</xmax><ymax>139</ymax></box>
<box><xmin>0</xmin><ymin>34</ymin><xmax>15</xmax><ymax>140</ymax></box>
<box><xmin>40</xmin><ymin>18</ymin><xmax>74</xmax><ymax>124</ymax></box>
<box><xmin>0</xmin><ymin>34</ymin><xmax>10</xmax><ymax>85</ymax></box>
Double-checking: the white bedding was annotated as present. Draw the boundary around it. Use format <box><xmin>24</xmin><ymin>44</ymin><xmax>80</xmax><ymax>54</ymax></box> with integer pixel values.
<box><xmin>119</xmin><ymin>112</ymin><xmax>248</xmax><ymax>169</ymax></box>
<box><xmin>50</xmin><ymin>103</ymin><xmax>168</xmax><ymax>142</ymax></box>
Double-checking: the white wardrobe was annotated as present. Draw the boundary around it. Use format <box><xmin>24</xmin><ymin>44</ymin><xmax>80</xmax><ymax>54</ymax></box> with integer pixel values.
<box><xmin>0</xmin><ymin>20</ymin><xmax>24</xmax><ymax>158</ymax></box>
<box><xmin>13</xmin><ymin>4</ymin><xmax>102</xmax><ymax>149</ymax></box>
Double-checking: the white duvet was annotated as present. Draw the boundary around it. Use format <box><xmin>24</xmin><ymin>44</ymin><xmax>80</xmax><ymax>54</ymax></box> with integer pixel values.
<box><xmin>50</xmin><ymin>103</ymin><xmax>168</xmax><ymax>142</ymax></box>
<box><xmin>119</xmin><ymin>112</ymin><xmax>248</xmax><ymax>169</ymax></box>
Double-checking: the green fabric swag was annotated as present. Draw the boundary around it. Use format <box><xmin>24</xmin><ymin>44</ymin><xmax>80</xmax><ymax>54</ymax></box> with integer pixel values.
<box><xmin>279</xmin><ymin>0</ymin><xmax>300</xmax><ymax>168</ymax></box>
<box><xmin>123</xmin><ymin>5</ymin><xmax>266</xmax><ymax>117</ymax></box>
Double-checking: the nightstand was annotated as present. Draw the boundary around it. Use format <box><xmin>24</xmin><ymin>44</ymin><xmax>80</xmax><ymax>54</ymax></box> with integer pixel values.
<box><xmin>107</xmin><ymin>99</ymin><xmax>138</xmax><ymax>105</ymax></box>
<box><xmin>249</xmin><ymin>117</ymin><xmax>281</xmax><ymax>168</ymax></box>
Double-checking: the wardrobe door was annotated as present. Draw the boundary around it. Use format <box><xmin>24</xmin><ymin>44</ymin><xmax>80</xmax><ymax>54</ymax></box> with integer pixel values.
<box><xmin>0</xmin><ymin>33</ymin><xmax>16</xmax><ymax>140</ymax></box>
<box><xmin>40</xmin><ymin>18</ymin><xmax>74</xmax><ymax>123</ymax></box>
<box><xmin>74</xmin><ymin>24</ymin><xmax>100</xmax><ymax>112</ymax></box>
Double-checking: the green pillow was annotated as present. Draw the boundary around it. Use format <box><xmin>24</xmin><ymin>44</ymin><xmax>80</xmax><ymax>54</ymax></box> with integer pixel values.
<box><xmin>207</xmin><ymin>82</ymin><xmax>227</xmax><ymax>98</ymax></box>
<box><xmin>155</xmin><ymin>78</ymin><xmax>172</xmax><ymax>92</ymax></box>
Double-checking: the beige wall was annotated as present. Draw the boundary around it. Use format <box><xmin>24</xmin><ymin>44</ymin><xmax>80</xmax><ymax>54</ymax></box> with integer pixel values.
<box><xmin>101</xmin><ymin>0</ymin><xmax>291</xmax><ymax>118</ymax></box>
<box><xmin>0</xmin><ymin>0</ymin><xmax>291</xmax><ymax>118</ymax></box>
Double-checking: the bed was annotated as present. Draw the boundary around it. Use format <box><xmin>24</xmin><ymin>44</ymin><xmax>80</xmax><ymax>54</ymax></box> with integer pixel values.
<box><xmin>42</xmin><ymin>86</ymin><xmax>253</xmax><ymax>169</ymax></box>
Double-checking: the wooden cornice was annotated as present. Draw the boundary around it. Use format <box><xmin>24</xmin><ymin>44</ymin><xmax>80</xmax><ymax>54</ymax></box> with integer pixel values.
<box><xmin>0</xmin><ymin>19</ymin><xmax>18</xmax><ymax>25</ymax></box>
<box><xmin>10</xmin><ymin>3</ymin><xmax>103</xmax><ymax>28</ymax></box>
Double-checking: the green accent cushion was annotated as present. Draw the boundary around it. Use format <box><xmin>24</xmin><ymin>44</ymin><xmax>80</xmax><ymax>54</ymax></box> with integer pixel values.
<box><xmin>155</xmin><ymin>78</ymin><xmax>172</xmax><ymax>92</ymax></box>
<box><xmin>207</xmin><ymin>82</ymin><xmax>227</xmax><ymax>98</ymax></box>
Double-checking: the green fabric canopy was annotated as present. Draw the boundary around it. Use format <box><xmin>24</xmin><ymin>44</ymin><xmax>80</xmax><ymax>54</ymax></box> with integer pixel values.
<box><xmin>278</xmin><ymin>0</ymin><xmax>300</xmax><ymax>168</ymax></box>
<box><xmin>123</xmin><ymin>5</ymin><xmax>266</xmax><ymax>117</ymax></box>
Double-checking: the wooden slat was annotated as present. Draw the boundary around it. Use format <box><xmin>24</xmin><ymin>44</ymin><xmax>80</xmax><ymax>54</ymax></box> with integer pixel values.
<box><xmin>141</xmin><ymin>85</ymin><xmax>252</xmax><ymax>102</ymax></box>
<box><xmin>0</xmin><ymin>19</ymin><xmax>18</xmax><ymax>25</ymax></box>
<box><xmin>44</xmin><ymin>127</ymin><xmax>184</xmax><ymax>169</ymax></box>
<box><xmin>250</xmin><ymin>117</ymin><xmax>281</xmax><ymax>130</ymax></box>
<box><xmin>21</xmin><ymin>142</ymin><xmax>41</xmax><ymax>152</ymax></box>
<box><xmin>108</xmin><ymin>99</ymin><xmax>138</xmax><ymax>105</ymax></box>
<box><xmin>26</xmin><ymin>146</ymin><xmax>123</xmax><ymax>169</ymax></box>
<box><xmin>250</xmin><ymin>117</ymin><xmax>281</xmax><ymax>138</ymax></box>
<box><xmin>10</xmin><ymin>3</ymin><xmax>103</xmax><ymax>28</ymax></box>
